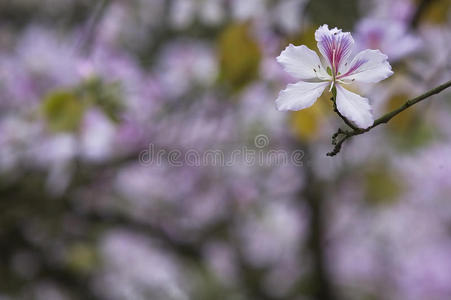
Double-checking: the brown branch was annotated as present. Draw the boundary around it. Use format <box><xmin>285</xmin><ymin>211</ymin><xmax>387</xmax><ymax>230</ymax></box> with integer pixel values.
<box><xmin>327</xmin><ymin>79</ymin><xmax>451</xmax><ymax>156</ymax></box>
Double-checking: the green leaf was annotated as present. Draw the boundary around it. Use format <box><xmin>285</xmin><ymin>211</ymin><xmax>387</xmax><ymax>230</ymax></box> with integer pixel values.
<box><xmin>77</xmin><ymin>78</ymin><xmax>124</xmax><ymax>123</ymax></box>
<box><xmin>43</xmin><ymin>90</ymin><xmax>85</xmax><ymax>132</ymax></box>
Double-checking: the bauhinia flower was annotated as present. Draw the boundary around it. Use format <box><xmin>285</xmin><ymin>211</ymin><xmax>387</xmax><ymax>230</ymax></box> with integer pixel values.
<box><xmin>275</xmin><ymin>24</ymin><xmax>393</xmax><ymax>129</ymax></box>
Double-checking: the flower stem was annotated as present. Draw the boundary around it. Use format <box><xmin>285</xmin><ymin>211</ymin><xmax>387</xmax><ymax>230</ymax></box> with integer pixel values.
<box><xmin>327</xmin><ymin>79</ymin><xmax>451</xmax><ymax>156</ymax></box>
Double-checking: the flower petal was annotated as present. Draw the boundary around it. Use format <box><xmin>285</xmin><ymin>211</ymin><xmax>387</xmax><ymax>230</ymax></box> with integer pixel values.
<box><xmin>276</xmin><ymin>44</ymin><xmax>329</xmax><ymax>80</ymax></box>
<box><xmin>335</xmin><ymin>84</ymin><xmax>374</xmax><ymax>129</ymax></box>
<box><xmin>339</xmin><ymin>49</ymin><xmax>393</xmax><ymax>83</ymax></box>
<box><xmin>315</xmin><ymin>24</ymin><xmax>354</xmax><ymax>74</ymax></box>
<box><xmin>276</xmin><ymin>81</ymin><xmax>328</xmax><ymax>111</ymax></box>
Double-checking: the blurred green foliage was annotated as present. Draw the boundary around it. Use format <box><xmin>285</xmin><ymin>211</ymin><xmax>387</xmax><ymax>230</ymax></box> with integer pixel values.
<box><xmin>77</xmin><ymin>78</ymin><xmax>124</xmax><ymax>123</ymax></box>
<box><xmin>66</xmin><ymin>243</ymin><xmax>98</xmax><ymax>274</ymax></box>
<box><xmin>365</xmin><ymin>165</ymin><xmax>403</xmax><ymax>205</ymax></box>
<box><xmin>43</xmin><ymin>78</ymin><xmax>124</xmax><ymax>132</ymax></box>
<box><xmin>386</xmin><ymin>93</ymin><xmax>440</xmax><ymax>151</ymax></box>
<box><xmin>305</xmin><ymin>0</ymin><xmax>360</xmax><ymax>31</ymax></box>
<box><xmin>288</xmin><ymin>26</ymin><xmax>318</xmax><ymax>51</ymax></box>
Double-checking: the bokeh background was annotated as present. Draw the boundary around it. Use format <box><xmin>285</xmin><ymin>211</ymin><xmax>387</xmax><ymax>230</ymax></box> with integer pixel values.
<box><xmin>0</xmin><ymin>0</ymin><xmax>451</xmax><ymax>299</ymax></box>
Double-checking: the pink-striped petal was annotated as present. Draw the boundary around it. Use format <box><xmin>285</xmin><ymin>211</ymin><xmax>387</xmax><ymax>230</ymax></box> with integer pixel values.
<box><xmin>339</xmin><ymin>49</ymin><xmax>393</xmax><ymax>83</ymax></box>
<box><xmin>315</xmin><ymin>25</ymin><xmax>354</xmax><ymax>75</ymax></box>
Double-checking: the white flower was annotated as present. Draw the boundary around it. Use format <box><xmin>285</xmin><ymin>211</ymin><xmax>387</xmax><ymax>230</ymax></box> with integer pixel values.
<box><xmin>275</xmin><ymin>25</ymin><xmax>393</xmax><ymax>129</ymax></box>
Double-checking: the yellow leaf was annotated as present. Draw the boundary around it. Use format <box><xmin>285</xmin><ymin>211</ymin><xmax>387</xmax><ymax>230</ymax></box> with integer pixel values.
<box><xmin>421</xmin><ymin>0</ymin><xmax>450</xmax><ymax>25</ymax></box>
<box><xmin>218</xmin><ymin>23</ymin><xmax>261</xmax><ymax>91</ymax></box>
<box><xmin>289</xmin><ymin>94</ymin><xmax>332</xmax><ymax>141</ymax></box>
<box><xmin>385</xmin><ymin>93</ymin><xmax>416</xmax><ymax>132</ymax></box>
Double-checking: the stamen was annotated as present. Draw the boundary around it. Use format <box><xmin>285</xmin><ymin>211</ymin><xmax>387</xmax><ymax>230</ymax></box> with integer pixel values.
<box><xmin>332</xmin><ymin>48</ymin><xmax>336</xmax><ymax>76</ymax></box>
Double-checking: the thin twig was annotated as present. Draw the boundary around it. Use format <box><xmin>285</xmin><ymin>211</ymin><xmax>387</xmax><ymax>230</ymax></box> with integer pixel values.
<box><xmin>75</xmin><ymin>0</ymin><xmax>112</xmax><ymax>55</ymax></box>
<box><xmin>327</xmin><ymin>79</ymin><xmax>451</xmax><ymax>156</ymax></box>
